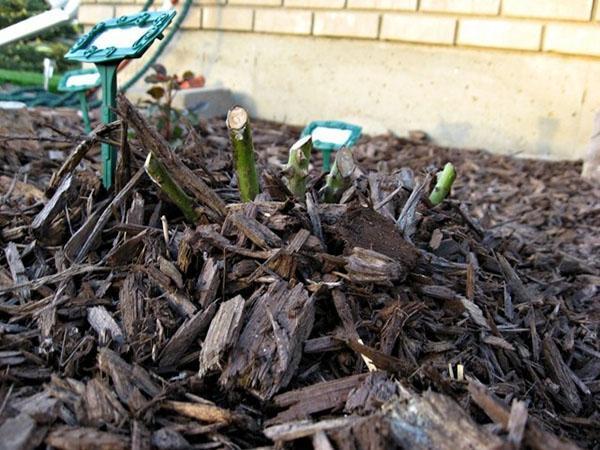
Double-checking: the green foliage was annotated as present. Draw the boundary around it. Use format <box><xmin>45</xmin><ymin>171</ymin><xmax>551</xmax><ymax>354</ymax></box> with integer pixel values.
<box><xmin>143</xmin><ymin>64</ymin><xmax>205</xmax><ymax>145</ymax></box>
<box><xmin>0</xmin><ymin>0</ymin><xmax>81</xmax><ymax>73</ymax></box>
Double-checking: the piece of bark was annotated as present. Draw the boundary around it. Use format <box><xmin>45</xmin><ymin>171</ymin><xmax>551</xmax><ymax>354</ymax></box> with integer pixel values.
<box><xmin>4</xmin><ymin>242</ymin><xmax>30</xmax><ymax>302</ymax></box>
<box><xmin>151</xmin><ymin>428</ymin><xmax>189</xmax><ymax>450</ymax></box>
<box><xmin>162</xmin><ymin>400</ymin><xmax>234</xmax><ymax>424</ymax></box>
<box><xmin>345</xmin><ymin>371</ymin><xmax>399</xmax><ymax>414</ymax></box>
<box><xmin>198</xmin><ymin>295</ymin><xmax>245</xmax><ymax>377</ymax></box>
<box><xmin>271</xmin><ymin>374</ymin><xmax>368</xmax><ymax>423</ymax></box>
<box><xmin>83</xmin><ymin>378</ymin><xmax>128</xmax><ymax>426</ymax></box>
<box><xmin>97</xmin><ymin>348</ymin><xmax>160</xmax><ymax>412</ymax></box>
<box><xmin>396</xmin><ymin>173</ymin><xmax>431</xmax><ymax>241</ymax></box>
<box><xmin>159</xmin><ymin>302</ymin><xmax>217</xmax><ymax>367</ymax></box>
<box><xmin>118</xmin><ymin>273</ymin><xmax>145</xmax><ymax>347</ymax></box>
<box><xmin>145</xmin><ymin>265</ymin><xmax>197</xmax><ymax>318</ymax></box>
<box><xmin>228</xmin><ymin>212</ymin><xmax>283</xmax><ymax>249</ymax></box>
<box><xmin>264</xmin><ymin>417</ymin><xmax>363</xmax><ymax>442</ymax></box>
<box><xmin>131</xmin><ymin>420</ymin><xmax>151</xmax><ymax>450</ymax></box>
<box><xmin>304</xmin><ymin>335</ymin><xmax>345</xmax><ymax>353</ymax></box>
<box><xmin>220</xmin><ymin>281</ymin><xmax>315</xmax><ymax>400</ymax></box>
<box><xmin>195</xmin><ymin>257</ymin><xmax>221</xmax><ymax>308</ymax></box>
<box><xmin>543</xmin><ymin>334</ymin><xmax>582</xmax><ymax>413</ymax></box>
<box><xmin>345</xmin><ymin>247</ymin><xmax>407</xmax><ymax>284</ymax></box>
<box><xmin>0</xmin><ymin>413</ymin><xmax>45</xmax><ymax>450</ymax></box>
<box><xmin>63</xmin><ymin>199</ymin><xmax>110</xmax><ymax>261</ymax></box>
<box><xmin>46</xmin><ymin>426</ymin><xmax>129</xmax><ymax>450</ymax></box>
<box><xmin>468</xmin><ymin>381</ymin><xmax>583</xmax><ymax>450</ymax></box>
<box><xmin>46</xmin><ymin>120</ymin><xmax>120</xmax><ymax>196</ymax></box>
<box><xmin>11</xmin><ymin>391</ymin><xmax>59</xmax><ymax>424</ymax></box>
<box><xmin>313</xmin><ymin>431</ymin><xmax>336</xmax><ymax>450</ymax></box>
<box><xmin>87</xmin><ymin>306</ymin><xmax>125</xmax><ymax>346</ymax></box>
<box><xmin>507</xmin><ymin>400</ymin><xmax>528</xmax><ymax>447</ymax></box>
<box><xmin>497</xmin><ymin>254</ymin><xmax>542</xmax><ymax>304</ymax></box>
<box><xmin>306</xmin><ymin>191</ymin><xmax>325</xmax><ymax>244</ymax></box>
<box><xmin>31</xmin><ymin>174</ymin><xmax>73</xmax><ymax>239</ymax></box>
<box><xmin>344</xmin><ymin>339</ymin><xmax>412</xmax><ymax>375</ymax></box>
<box><xmin>158</xmin><ymin>256</ymin><xmax>184</xmax><ymax>289</ymax></box>
<box><xmin>117</xmin><ymin>95</ymin><xmax>226</xmax><ymax>220</ymax></box>
<box><xmin>74</xmin><ymin>167</ymin><xmax>145</xmax><ymax>263</ymax></box>
<box><xmin>388</xmin><ymin>387</ymin><xmax>503</xmax><ymax>450</ymax></box>
<box><xmin>332</xmin><ymin>289</ymin><xmax>376</xmax><ymax>371</ymax></box>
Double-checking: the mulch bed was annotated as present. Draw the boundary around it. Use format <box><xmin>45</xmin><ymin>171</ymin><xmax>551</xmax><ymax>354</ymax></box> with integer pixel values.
<box><xmin>0</xmin><ymin>97</ymin><xmax>598</xmax><ymax>450</ymax></box>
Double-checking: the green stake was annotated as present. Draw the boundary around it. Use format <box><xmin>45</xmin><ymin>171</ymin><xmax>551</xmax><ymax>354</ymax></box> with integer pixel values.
<box><xmin>429</xmin><ymin>162</ymin><xmax>457</xmax><ymax>206</ymax></box>
<box><xmin>64</xmin><ymin>10</ymin><xmax>176</xmax><ymax>189</ymax></box>
<box><xmin>98</xmin><ymin>63</ymin><xmax>118</xmax><ymax>189</ymax></box>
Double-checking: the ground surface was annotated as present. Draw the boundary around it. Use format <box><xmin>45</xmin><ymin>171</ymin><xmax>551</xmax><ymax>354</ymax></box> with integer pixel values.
<box><xmin>0</xmin><ymin>104</ymin><xmax>598</xmax><ymax>450</ymax></box>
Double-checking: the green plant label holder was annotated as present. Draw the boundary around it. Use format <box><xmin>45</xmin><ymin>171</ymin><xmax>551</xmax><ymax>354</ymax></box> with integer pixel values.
<box><xmin>64</xmin><ymin>10</ymin><xmax>176</xmax><ymax>189</ymax></box>
<box><xmin>301</xmin><ymin>120</ymin><xmax>362</xmax><ymax>172</ymax></box>
<box><xmin>57</xmin><ymin>68</ymin><xmax>101</xmax><ymax>134</ymax></box>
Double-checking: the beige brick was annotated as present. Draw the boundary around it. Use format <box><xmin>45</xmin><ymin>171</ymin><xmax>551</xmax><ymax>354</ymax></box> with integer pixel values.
<box><xmin>347</xmin><ymin>0</ymin><xmax>417</xmax><ymax>10</ymax></box>
<box><xmin>420</xmin><ymin>0</ymin><xmax>499</xmax><ymax>15</ymax></box>
<box><xmin>381</xmin><ymin>14</ymin><xmax>456</xmax><ymax>44</ymax></box>
<box><xmin>544</xmin><ymin>24</ymin><xmax>600</xmax><ymax>56</ymax></box>
<box><xmin>255</xmin><ymin>9</ymin><xmax>312</xmax><ymax>34</ymax></box>
<box><xmin>285</xmin><ymin>0</ymin><xmax>344</xmax><ymax>8</ymax></box>
<box><xmin>202</xmin><ymin>7</ymin><xmax>253</xmax><ymax>31</ymax></box>
<box><xmin>458</xmin><ymin>19</ymin><xmax>542</xmax><ymax>50</ymax></box>
<box><xmin>502</xmin><ymin>0</ymin><xmax>592</xmax><ymax>21</ymax></box>
<box><xmin>115</xmin><ymin>4</ymin><xmax>141</xmax><ymax>17</ymax></box>
<box><xmin>193</xmin><ymin>0</ymin><xmax>225</xmax><ymax>4</ymax></box>
<box><xmin>313</xmin><ymin>11</ymin><xmax>379</xmax><ymax>39</ymax></box>
<box><xmin>181</xmin><ymin>7</ymin><xmax>202</xmax><ymax>29</ymax></box>
<box><xmin>78</xmin><ymin>4</ymin><xmax>114</xmax><ymax>24</ymax></box>
<box><xmin>80</xmin><ymin>0</ymin><xmax>96</xmax><ymax>5</ymax></box>
<box><xmin>228</xmin><ymin>0</ymin><xmax>281</xmax><ymax>5</ymax></box>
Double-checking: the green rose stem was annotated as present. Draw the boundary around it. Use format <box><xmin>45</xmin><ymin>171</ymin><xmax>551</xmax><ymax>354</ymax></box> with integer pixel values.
<box><xmin>429</xmin><ymin>162</ymin><xmax>457</xmax><ymax>206</ymax></box>
<box><xmin>284</xmin><ymin>135</ymin><xmax>313</xmax><ymax>199</ymax></box>
<box><xmin>144</xmin><ymin>153</ymin><xmax>199</xmax><ymax>222</ymax></box>
<box><xmin>226</xmin><ymin>106</ymin><xmax>260</xmax><ymax>202</ymax></box>
<box><xmin>322</xmin><ymin>147</ymin><xmax>355</xmax><ymax>203</ymax></box>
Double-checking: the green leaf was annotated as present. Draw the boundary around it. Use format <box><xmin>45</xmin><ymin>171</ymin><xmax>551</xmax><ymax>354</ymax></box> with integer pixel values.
<box><xmin>146</xmin><ymin>86</ymin><xmax>165</xmax><ymax>100</ymax></box>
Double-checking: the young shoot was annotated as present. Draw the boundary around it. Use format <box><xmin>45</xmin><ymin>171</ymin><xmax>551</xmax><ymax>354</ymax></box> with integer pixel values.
<box><xmin>284</xmin><ymin>135</ymin><xmax>313</xmax><ymax>199</ymax></box>
<box><xmin>227</xmin><ymin>106</ymin><xmax>260</xmax><ymax>202</ymax></box>
<box><xmin>429</xmin><ymin>162</ymin><xmax>456</xmax><ymax>206</ymax></box>
<box><xmin>321</xmin><ymin>147</ymin><xmax>356</xmax><ymax>203</ymax></box>
<box><xmin>144</xmin><ymin>153</ymin><xmax>199</xmax><ymax>222</ymax></box>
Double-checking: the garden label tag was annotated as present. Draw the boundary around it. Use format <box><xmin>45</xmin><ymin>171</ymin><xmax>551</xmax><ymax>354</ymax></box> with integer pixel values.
<box><xmin>58</xmin><ymin>68</ymin><xmax>101</xmax><ymax>133</ymax></box>
<box><xmin>64</xmin><ymin>10</ymin><xmax>176</xmax><ymax>189</ymax></box>
<box><xmin>301</xmin><ymin>120</ymin><xmax>362</xmax><ymax>172</ymax></box>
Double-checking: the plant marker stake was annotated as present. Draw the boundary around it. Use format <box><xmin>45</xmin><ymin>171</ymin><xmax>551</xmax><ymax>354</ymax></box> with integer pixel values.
<box><xmin>64</xmin><ymin>10</ymin><xmax>176</xmax><ymax>189</ymax></box>
<box><xmin>57</xmin><ymin>68</ymin><xmax>102</xmax><ymax>134</ymax></box>
<box><xmin>301</xmin><ymin>120</ymin><xmax>361</xmax><ymax>173</ymax></box>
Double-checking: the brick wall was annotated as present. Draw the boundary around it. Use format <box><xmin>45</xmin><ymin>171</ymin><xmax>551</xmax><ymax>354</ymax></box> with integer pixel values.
<box><xmin>79</xmin><ymin>0</ymin><xmax>600</xmax><ymax>58</ymax></box>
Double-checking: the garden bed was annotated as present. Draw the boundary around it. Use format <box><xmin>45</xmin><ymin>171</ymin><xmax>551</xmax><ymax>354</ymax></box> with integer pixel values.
<box><xmin>0</xmin><ymin>100</ymin><xmax>598</xmax><ymax>450</ymax></box>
